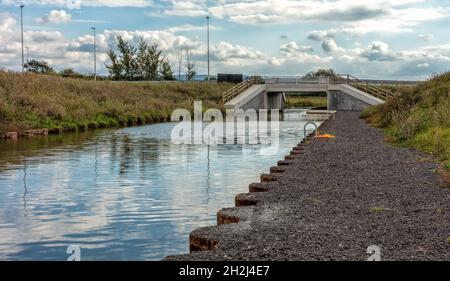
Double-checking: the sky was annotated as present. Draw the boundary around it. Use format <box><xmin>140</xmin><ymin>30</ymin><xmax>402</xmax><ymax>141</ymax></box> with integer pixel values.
<box><xmin>0</xmin><ymin>0</ymin><xmax>449</xmax><ymax>80</ymax></box>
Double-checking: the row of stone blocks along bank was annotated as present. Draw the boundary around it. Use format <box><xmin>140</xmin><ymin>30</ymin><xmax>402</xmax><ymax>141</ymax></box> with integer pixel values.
<box><xmin>188</xmin><ymin>128</ymin><xmax>320</xmax><ymax>252</ymax></box>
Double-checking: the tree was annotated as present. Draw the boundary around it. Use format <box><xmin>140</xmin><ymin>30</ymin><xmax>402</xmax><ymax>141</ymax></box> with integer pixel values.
<box><xmin>24</xmin><ymin>59</ymin><xmax>55</xmax><ymax>74</ymax></box>
<box><xmin>136</xmin><ymin>38</ymin><xmax>148</xmax><ymax>80</ymax></box>
<box><xmin>160</xmin><ymin>58</ymin><xmax>175</xmax><ymax>81</ymax></box>
<box><xmin>304</xmin><ymin>68</ymin><xmax>337</xmax><ymax>79</ymax></box>
<box><xmin>105</xmin><ymin>49</ymin><xmax>122</xmax><ymax>80</ymax></box>
<box><xmin>60</xmin><ymin>68</ymin><xmax>83</xmax><ymax>79</ymax></box>
<box><xmin>116</xmin><ymin>36</ymin><xmax>138</xmax><ymax>81</ymax></box>
<box><xmin>105</xmin><ymin>36</ymin><xmax>175</xmax><ymax>81</ymax></box>
<box><xmin>136</xmin><ymin>38</ymin><xmax>162</xmax><ymax>81</ymax></box>
<box><xmin>136</xmin><ymin>38</ymin><xmax>159</xmax><ymax>80</ymax></box>
<box><xmin>185</xmin><ymin>50</ymin><xmax>196</xmax><ymax>81</ymax></box>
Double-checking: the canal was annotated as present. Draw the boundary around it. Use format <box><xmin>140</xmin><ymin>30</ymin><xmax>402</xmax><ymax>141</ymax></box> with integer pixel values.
<box><xmin>0</xmin><ymin>116</ymin><xmax>318</xmax><ymax>260</ymax></box>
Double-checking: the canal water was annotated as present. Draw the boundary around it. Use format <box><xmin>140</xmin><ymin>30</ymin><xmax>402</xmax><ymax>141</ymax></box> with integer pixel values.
<box><xmin>0</xmin><ymin>116</ymin><xmax>318</xmax><ymax>260</ymax></box>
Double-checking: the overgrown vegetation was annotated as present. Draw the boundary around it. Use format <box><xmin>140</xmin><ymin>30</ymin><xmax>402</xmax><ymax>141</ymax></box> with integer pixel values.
<box><xmin>0</xmin><ymin>71</ymin><xmax>231</xmax><ymax>134</ymax></box>
<box><xmin>304</xmin><ymin>68</ymin><xmax>338</xmax><ymax>80</ymax></box>
<box><xmin>24</xmin><ymin>60</ymin><xmax>106</xmax><ymax>80</ymax></box>
<box><xmin>361</xmin><ymin>72</ymin><xmax>450</xmax><ymax>171</ymax></box>
<box><xmin>285</xmin><ymin>95</ymin><xmax>327</xmax><ymax>108</ymax></box>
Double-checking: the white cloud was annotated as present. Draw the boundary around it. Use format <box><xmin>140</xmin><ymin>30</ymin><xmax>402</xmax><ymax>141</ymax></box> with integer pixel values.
<box><xmin>350</xmin><ymin>41</ymin><xmax>450</xmax><ymax>65</ymax></box>
<box><xmin>358</xmin><ymin>41</ymin><xmax>400</xmax><ymax>61</ymax></box>
<box><xmin>321</xmin><ymin>38</ymin><xmax>346</xmax><ymax>55</ymax></box>
<box><xmin>418</xmin><ymin>33</ymin><xmax>434</xmax><ymax>42</ymax></box>
<box><xmin>206</xmin><ymin>0</ymin><xmax>446</xmax><ymax>27</ymax></box>
<box><xmin>307</xmin><ymin>30</ymin><xmax>334</xmax><ymax>41</ymax></box>
<box><xmin>165</xmin><ymin>24</ymin><xmax>221</xmax><ymax>33</ymax></box>
<box><xmin>203</xmin><ymin>0</ymin><xmax>450</xmax><ymax>41</ymax></box>
<box><xmin>0</xmin><ymin>0</ymin><xmax>154</xmax><ymax>8</ymax></box>
<box><xmin>280</xmin><ymin>42</ymin><xmax>314</xmax><ymax>54</ymax></box>
<box><xmin>163</xmin><ymin>0</ymin><xmax>208</xmax><ymax>17</ymax></box>
<box><xmin>103</xmin><ymin>30</ymin><xmax>203</xmax><ymax>52</ymax></box>
<box><xmin>36</xmin><ymin>10</ymin><xmax>72</xmax><ymax>24</ymax></box>
<box><xmin>279</xmin><ymin>41</ymin><xmax>332</xmax><ymax>64</ymax></box>
<box><xmin>211</xmin><ymin>41</ymin><xmax>268</xmax><ymax>66</ymax></box>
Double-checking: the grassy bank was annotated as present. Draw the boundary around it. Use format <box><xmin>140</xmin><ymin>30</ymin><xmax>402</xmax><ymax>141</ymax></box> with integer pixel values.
<box><xmin>361</xmin><ymin>72</ymin><xmax>450</xmax><ymax>171</ymax></box>
<box><xmin>285</xmin><ymin>95</ymin><xmax>328</xmax><ymax>108</ymax></box>
<box><xmin>0</xmin><ymin>71</ymin><xmax>231</xmax><ymax>134</ymax></box>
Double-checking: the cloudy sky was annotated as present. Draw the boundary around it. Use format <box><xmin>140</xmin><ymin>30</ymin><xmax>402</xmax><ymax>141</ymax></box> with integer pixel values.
<box><xmin>0</xmin><ymin>0</ymin><xmax>449</xmax><ymax>79</ymax></box>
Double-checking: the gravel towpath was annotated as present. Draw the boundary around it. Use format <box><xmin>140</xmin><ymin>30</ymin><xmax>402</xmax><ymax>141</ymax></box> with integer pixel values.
<box><xmin>166</xmin><ymin>111</ymin><xmax>449</xmax><ymax>261</ymax></box>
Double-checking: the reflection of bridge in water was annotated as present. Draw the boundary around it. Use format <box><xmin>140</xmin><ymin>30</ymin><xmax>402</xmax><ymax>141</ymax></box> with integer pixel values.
<box><xmin>223</xmin><ymin>74</ymin><xmax>418</xmax><ymax>111</ymax></box>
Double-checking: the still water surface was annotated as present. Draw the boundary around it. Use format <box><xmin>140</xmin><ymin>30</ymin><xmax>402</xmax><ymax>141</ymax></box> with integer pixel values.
<box><xmin>0</xmin><ymin>118</ymin><xmax>315</xmax><ymax>260</ymax></box>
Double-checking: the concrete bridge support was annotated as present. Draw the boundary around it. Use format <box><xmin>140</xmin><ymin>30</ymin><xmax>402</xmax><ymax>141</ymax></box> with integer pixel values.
<box><xmin>327</xmin><ymin>91</ymin><xmax>372</xmax><ymax>111</ymax></box>
<box><xmin>327</xmin><ymin>84</ymin><xmax>384</xmax><ymax>111</ymax></box>
<box><xmin>267</xmin><ymin>92</ymin><xmax>285</xmax><ymax>110</ymax></box>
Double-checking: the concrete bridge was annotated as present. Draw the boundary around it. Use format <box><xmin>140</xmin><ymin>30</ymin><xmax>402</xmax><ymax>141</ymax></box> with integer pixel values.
<box><xmin>223</xmin><ymin>75</ymin><xmax>415</xmax><ymax>111</ymax></box>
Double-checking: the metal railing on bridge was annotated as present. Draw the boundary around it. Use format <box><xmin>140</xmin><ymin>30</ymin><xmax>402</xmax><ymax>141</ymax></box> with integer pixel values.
<box><xmin>222</xmin><ymin>76</ymin><xmax>264</xmax><ymax>103</ymax></box>
<box><xmin>263</xmin><ymin>76</ymin><xmax>330</xmax><ymax>84</ymax></box>
<box><xmin>332</xmin><ymin>74</ymin><xmax>400</xmax><ymax>101</ymax></box>
<box><xmin>333</xmin><ymin>74</ymin><xmax>418</xmax><ymax>86</ymax></box>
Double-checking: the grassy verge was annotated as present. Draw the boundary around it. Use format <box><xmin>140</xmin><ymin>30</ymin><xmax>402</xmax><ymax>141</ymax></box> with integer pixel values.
<box><xmin>0</xmin><ymin>71</ymin><xmax>232</xmax><ymax>134</ymax></box>
<box><xmin>361</xmin><ymin>72</ymin><xmax>450</xmax><ymax>171</ymax></box>
<box><xmin>285</xmin><ymin>95</ymin><xmax>328</xmax><ymax>108</ymax></box>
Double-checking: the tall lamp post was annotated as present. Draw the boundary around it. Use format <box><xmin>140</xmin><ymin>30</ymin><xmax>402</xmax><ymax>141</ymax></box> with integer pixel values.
<box><xmin>206</xmin><ymin>16</ymin><xmax>210</xmax><ymax>81</ymax></box>
<box><xmin>91</xmin><ymin>27</ymin><xmax>97</xmax><ymax>81</ymax></box>
<box><xmin>20</xmin><ymin>5</ymin><xmax>25</xmax><ymax>73</ymax></box>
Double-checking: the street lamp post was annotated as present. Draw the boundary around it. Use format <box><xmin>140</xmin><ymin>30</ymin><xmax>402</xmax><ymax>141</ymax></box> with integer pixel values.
<box><xmin>91</xmin><ymin>27</ymin><xmax>97</xmax><ymax>81</ymax></box>
<box><xmin>206</xmin><ymin>16</ymin><xmax>210</xmax><ymax>81</ymax></box>
<box><xmin>20</xmin><ymin>5</ymin><xmax>25</xmax><ymax>73</ymax></box>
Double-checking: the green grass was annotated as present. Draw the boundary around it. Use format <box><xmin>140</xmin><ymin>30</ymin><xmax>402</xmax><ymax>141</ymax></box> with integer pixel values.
<box><xmin>361</xmin><ymin>72</ymin><xmax>450</xmax><ymax>171</ymax></box>
<box><xmin>285</xmin><ymin>95</ymin><xmax>328</xmax><ymax>108</ymax></box>
<box><xmin>0</xmin><ymin>71</ymin><xmax>232</xmax><ymax>134</ymax></box>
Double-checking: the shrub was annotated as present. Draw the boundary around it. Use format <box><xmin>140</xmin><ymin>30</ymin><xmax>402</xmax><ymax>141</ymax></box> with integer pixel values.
<box><xmin>362</xmin><ymin>71</ymin><xmax>450</xmax><ymax>170</ymax></box>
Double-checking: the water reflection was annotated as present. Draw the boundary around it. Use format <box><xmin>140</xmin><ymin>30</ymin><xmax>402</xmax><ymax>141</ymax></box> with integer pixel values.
<box><xmin>0</xmin><ymin>119</ymin><xmax>316</xmax><ymax>260</ymax></box>
<box><xmin>23</xmin><ymin>161</ymin><xmax>28</xmax><ymax>216</ymax></box>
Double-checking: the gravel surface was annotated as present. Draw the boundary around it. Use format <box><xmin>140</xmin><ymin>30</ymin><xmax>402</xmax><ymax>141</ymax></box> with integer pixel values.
<box><xmin>166</xmin><ymin>111</ymin><xmax>449</xmax><ymax>261</ymax></box>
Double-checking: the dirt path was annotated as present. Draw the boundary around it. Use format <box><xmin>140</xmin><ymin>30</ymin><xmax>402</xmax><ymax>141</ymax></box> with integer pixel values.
<box><xmin>167</xmin><ymin>112</ymin><xmax>449</xmax><ymax>261</ymax></box>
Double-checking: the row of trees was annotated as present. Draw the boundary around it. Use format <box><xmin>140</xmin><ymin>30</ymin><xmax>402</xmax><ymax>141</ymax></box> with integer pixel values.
<box><xmin>24</xmin><ymin>59</ymin><xmax>55</xmax><ymax>74</ymax></box>
<box><xmin>24</xmin><ymin>60</ymin><xmax>91</xmax><ymax>79</ymax></box>
<box><xmin>105</xmin><ymin>36</ymin><xmax>197</xmax><ymax>81</ymax></box>
<box><xmin>22</xmin><ymin>36</ymin><xmax>198</xmax><ymax>81</ymax></box>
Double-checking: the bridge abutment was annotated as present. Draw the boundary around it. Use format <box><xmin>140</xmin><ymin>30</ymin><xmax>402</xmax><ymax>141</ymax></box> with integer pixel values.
<box><xmin>327</xmin><ymin>90</ymin><xmax>373</xmax><ymax>111</ymax></box>
<box><xmin>267</xmin><ymin>92</ymin><xmax>285</xmax><ymax>110</ymax></box>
